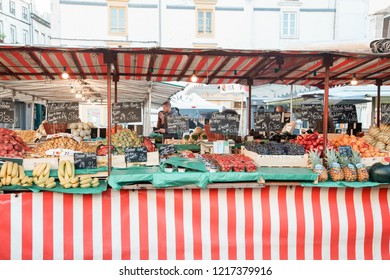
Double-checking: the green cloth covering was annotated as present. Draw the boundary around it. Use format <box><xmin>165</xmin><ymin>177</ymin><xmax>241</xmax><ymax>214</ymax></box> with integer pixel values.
<box><xmin>152</xmin><ymin>172</ymin><xmax>210</xmax><ymax>189</ymax></box>
<box><xmin>27</xmin><ymin>181</ymin><xmax>108</xmax><ymax>194</ymax></box>
<box><xmin>208</xmin><ymin>171</ymin><xmax>261</xmax><ymax>183</ymax></box>
<box><xmin>108</xmin><ymin>166</ymin><xmax>160</xmax><ymax>190</ymax></box>
<box><xmin>156</xmin><ymin>144</ymin><xmax>200</xmax><ymax>152</ymax></box>
<box><xmin>25</xmin><ymin>167</ymin><xmax>108</xmax><ymax>178</ymax></box>
<box><xmin>0</xmin><ymin>185</ymin><xmax>28</xmax><ymax>192</ymax></box>
<box><xmin>258</xmin><ymin>167</ymin><xmax>318</xmax><ymax>182</ymax></box>
<box><xmin>161</xmin><ymin>157</ymin><xmax>207</xmax><ymax>172</ymax></box>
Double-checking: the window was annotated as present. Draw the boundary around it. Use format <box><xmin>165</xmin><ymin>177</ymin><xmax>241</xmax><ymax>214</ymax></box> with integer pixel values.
<box><xmin>22</xmin><ymin>6</ymin><xmax>28</xmax><ymax>20</ymax></box>
<box><xmin>281</xmin><ymin>12</ymin><xmax>298</xmax><ymax>38</ymax></box>
<box><xmin>10</xmin><ymin>25</ymin><xmax>16</xmax><ymax>43</ymax></box>
<box><xmin>109</xmin><ymin>7</ymin><xmax>127</xmax><ymax>34</ymax></box>
<box><xmin>23</xmin><ymin>29</ymin><xmax>28</xmax><ymax>44</ymax></box>
<box><xmin>197</xmin><ymin>10</ymin><xmax>213</xmax><ymax>35</ymax></box>
<box><xmin>9</xmin><ymin>1</ymin><xmax>15</xmax><ymax>15</ymax></box>
<box><xmin>383</xmin><ymin>17</ymin><xmax>390</xmax><ymax>38</ymax></box>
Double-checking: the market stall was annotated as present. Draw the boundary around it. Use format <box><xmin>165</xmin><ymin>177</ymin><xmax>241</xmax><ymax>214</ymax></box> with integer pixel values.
<box><xmin>0</xmin><ymin>46</ymin><xmax>390</xmax><ymax>260</ymax></box>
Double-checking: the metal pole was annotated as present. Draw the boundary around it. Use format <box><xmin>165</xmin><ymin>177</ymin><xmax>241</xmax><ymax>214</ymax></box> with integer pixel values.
<box><xmin>12</xmin><ymin>92</ymin><xmax>15</xmax><ymax>130</ymax></box>
<box><xmin>31</xmin><ymin>96</ymin><xmax>35</xmax><ymax>130</ymax></box>
<box><xmin>240</xmin><ymin>91</ymin><xmax>244</xmax><ymax>136</ymax></box>
<box><xmin>107</xmin><ymin>63</ymin><xmax>112</xmax><ymax>174</ymax></box>
<box><xmin>247</xmin><ymin>79</ymin><xmax>253</xmax><ymax>134</ymax></box>
<box><xmin>323</xmin><ymin>59</ymin><xmax>331</xmax><ymax>150</ymax></box>
<box><xmin>114</xmin><ymin>79</ymin><xmax>118</xmax><ymax>133</ymax></box>
<box><xmin>376</xmin><ymin>79</ymin><xmax>382</xmax><ymax>127</ymax></box>
<box><xmin>371</xmin><ymin>97</ymin><xmax>376</xmax><ymax>127</ymax></box>
<box><xmin>148</xmin><ymin>85</ymin><xmax>152</xmax><ymax>135</ymax></box>
<box><xmin>290</xmin><ymin>84</ymin><xmax>293</xmax><ymax>115</ymax></box>
<box><xmin>45</xmin><ymin>100</ymin><xmax>48</xmax><ymax>120</ymax></box>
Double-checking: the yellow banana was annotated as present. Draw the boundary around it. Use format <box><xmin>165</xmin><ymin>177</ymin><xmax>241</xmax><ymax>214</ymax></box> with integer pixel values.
<box><xmin>1</xmin><ymin>177</ymin><xmax>5</xmax><ymax>185</ymax></box>
<box><xmin>0</xmin><ymin>162</ymin><xmax>8</xmax><ymax>178</ymax></box>
<box><xmin>21</xmin><ymin>176</ymin><xmax>29</xmax><ymax>184</ymax></box>
<box><xmin>71</xmin><ymin>183</ymin><xmax>79</xmax><ymax>188</ymax></box>
<box><xmin>27</xmin><ymin>178</ymin><xmax>33</xmax><ymax>184</ymax></box>
<box><xmin>37</xmin><ymin>163</ymin><xmax>46</xmax><ymax>177</ymax></box>
<box><xmin>70</xmin><ymin>177</ymin><xmax>79</xmax><ymax>184</ymax></box>
<box><xmin>91</xmin><ymin>178</ymin><xmax>99</xmax><ymax>184</ymax></box>
<box><xmin>11</xmin><ymin>178</ymin><xmax>21</xmax><ymax>185</ymax></box>
<box><xmin>32</xmin><ymin>163</ymin><xmax>40</xmax><ymax>177</ymax></box>
<box><xmin>58</xmin><ymin>161</ymin><xmax>66</xmax><ymax>177</ymax></box>
<box><xmin>66</xmin><ymin>160</ymin><xmax>73</xmax><ymax>178</ymax></box>
<box><xmin>18</xmin><ymin>165</ymin><xmax>25</xmax><ymax>179</ymax></box>
<box><xmin>11</xmin><ymin>162</ymin><xmax>19</xmax><ymax>178</ymax></box>
<box><xmin>6</xmin><ymin>176</ymin><xmax>12</xmax><ymax>185</ymax></box>
<box><xmin>35</xmin><ymin>176</ymin><xmax>48</xmax><ymax>186</ymax></box>
<box><xmin>91</xmin><ymin>182</ymin><xmax>99</xmax><ymax>188</ymax></box>
<box><xmin>80</xmin><ymin>177</ymin><xmax>93</xmax><ymax>185</ymax></box>
<box><xmin>37</xmin><ymin>183</ymin><xmax>46</xmax><ymax>188</ymax></box>
<box><xmin>43</xmin><ymin>163</ymin><xmax>51</xmax><ymax>176</ymax></box>
<box><xmin>72</xmin><ymin>163</ymin><xmax>75</xmax><ymax>178</ymax></box>
<box><xmin>80</xmin><ymin>183</ymin><xmax>91</xmax><ymax>188</ymax></box>
<box><xmin>0</xmin><ymin>182</ymin><xmax>3</xmax><ymax>187</ymax></box>
<box><xmin>46</xmin><ymin>182</ymin><xmax>56</xmax><ymax>189</ymax></box>
<box><xmin>60</xmin><ymin>179</ymin><xmax>70</xmax><ymax>185</ymax></box>
<box><xmin>46</xmin><ymin>177</ymin><xmax>55</xmax><ymax>184</ymax></box>
<box><xmin>63</xmin><ymin>183</ymin><xmax>72</xmax><ymax>189</ymax></box>
<box><xmin>64</xmin><ymin>172</ymin><xmax>69</xmax><ymax>181</ymax></box>
<box><xmin>7</xmin><ymin>162</ymin><xmax>13</xmax><ymax>176</ymax></box>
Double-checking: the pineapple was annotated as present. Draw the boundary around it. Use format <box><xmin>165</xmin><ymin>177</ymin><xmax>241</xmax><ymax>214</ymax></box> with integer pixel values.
<box><xmin>325</xmin><ymin>148</ymin><xmax>344</xmax><ymax>181</ymax></box>
<box><xmin>308</xmin><ymin>149</ymin><xmax>328</xmax><ymax>182</ymax></box>
<box><xmin>351</xmin><ymin>150</ymin><xmax>369</xmax><ymax>182</ymax></box>
<box><xmin>337</xmin><ymin>152</ymin><xmax>357</xmax><ymax>182</ymax></box>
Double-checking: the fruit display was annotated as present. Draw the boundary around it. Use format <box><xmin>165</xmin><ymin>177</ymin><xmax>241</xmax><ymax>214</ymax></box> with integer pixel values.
<box><xmin>368</xmin><ymin>158</ymin><xmax>390</xmax><ymax>183</ymax></box>
<box><xmin>58</xmin><ymin>160</ymin><xmax>99</xmax><ymax>188</ymax></box>
<box><xmin>32</xmin><ymin>163</ymin><xmax>56</xmax><ymax>188</ymax></box>
<box><xmin>105</xmin><ymin>129</ymin><xmax>142</xmax><ymax>154</ymax></box>
<box><xmin>289</xmin><ymin>132</ymin><xmax>325</xmax><ymax>153</ymax></box>
<box><xmin>351</xmin><ymin>150</ymin><xmax>369</xmax><ymax>182</ymax></box>
<box><xmin>308</xmin><ymin>149</ymin><xmax>328</xmax><ymax>182</ymax></box>
<box><xmin>27</xmin><ymin>137</ymin><xmax>98</xmax><ymax>157</ymax></box>
<box><xmin>68</xmin><ymin>122</ymin><xmax>93</xmax><ymax>140</ymax></box>
<box><xmin>363</xmin><ymin>124</ymin><xmax>390</xmax><ymax>152</ymax></box>
<box><xmin>337</xmin><ymin>152</ymin><xmax>357</xmax><ymax>182</ymax></box>
<box><xmin>202</xmin><ymin>154</ymin><xmax>257</xmax><ymax>172</ymax></box>
<box><xmin>0</xmin><ymin>161</ymin><xmax>33</xmax><ymax>187</ymax></box>
<box><xmin>245</xmin><ymin>141</ymin><xmax>305</xmax><ymax>155</ymax></box>
<box><xmin>330</xmin><ymin>134</ymin><xmax>387</xmax><ymax>158</ymax></box>
<box><xmin>0</xmin><ymin>128</ymin><xmax>29</xmax><ymax>158</ymax></box>
<box><xmin>183</xmin><ymin>127</ymin><xmax>208</xmax><ymax>144</ymax></box>
<box><xmin>15</xmin><ymin>130</ymin><xmax>36</xmax><ymax>143</ymax></box>
<box><xmin>325</xmin><ymin>148</ymin><xmax>344</xmax><ymax>182</ymax></box>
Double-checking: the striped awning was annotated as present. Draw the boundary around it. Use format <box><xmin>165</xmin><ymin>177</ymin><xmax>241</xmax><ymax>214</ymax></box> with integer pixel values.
<box><xmin>1</xmin><ymin>45</ymin><xmax>390</xmax><ymax>103</ymax></box>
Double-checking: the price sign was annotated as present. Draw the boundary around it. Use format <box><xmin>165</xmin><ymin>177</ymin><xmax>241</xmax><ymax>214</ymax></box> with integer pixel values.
<box><xmin>300</xmin><ymin>104</ymin><xmax>323</xmax><ymax>123</ymax></box>
<box><xmin>159</xmin><ymin>145</ymin><xmax>177</xmax><ymax>157</ymax></box>
<box><xmin>74</xmin><ymin>153</ymin><xmax>97</xmax><ymax>169</ymax></box>
<box><xmin>167</xmin><ymin>116</ymin><xmax>189</xmax><ymax>134</ymax></box>
<box><xmin>254</xmin><ymin>112</ymin><xmax>283</xmax><ymax>133</ymax></box>
<box><xmin>338</xmin><ymin>146</ymin><xmax>353</xmax><ymax>157</ymax></box>
<box><xmin>331</xmin><ymin>105</ymin><xmax>357</xmax><ymax>123</ymax></box>
<box><xmin>47</xmin><ymin>102</ymin><xmax>79</xmax><ymax>123</ymax></box>
<box><xmin>112</xmin><ymin>102</ymin><xmax>142</xmax><ymax>123</ymax></box>
<box><xmin>210</xmin><ymin>113</ymin><xmax>240</xmax><ymax>136</ymax></box>
<box><xmin>124</xmin><ymin>146</ymin><xmax>147</xmax><ymax>163</ymax></box>
<box><xmin>0</xmin><ymin>100</ymin><xmax>14</xmax><ymax>124</ymax></box>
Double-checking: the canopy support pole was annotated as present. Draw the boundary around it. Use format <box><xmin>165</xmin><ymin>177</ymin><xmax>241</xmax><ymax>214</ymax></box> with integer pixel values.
<box><xmin>290</xmin><ymin>85</ymin><xmax>293</xmax><ymax>115</ymax></box>
<box><xmin>148</xmin><ymin>84</ymin><xmax>152</xmax><ymax>136</ymax></box>
<box><xmin>247</xmin><ymin>79</ymin><xmax>253</xmax><ymax>134</ymax></box>
<box><xmin>323</xmin><ymin>55</ymin><xmax>332</xmax><ymax>151</ymax></box>
<box><xmin>114</xmin><ymin>77</ymin><xmax>118</xmax><ymax>133</ymax></box>
<box><xmin>376</xmin><ymin>79</ymin><xmax>382</xmax><ymax>128</ymax></box>
<box><xmin>371</xmin><ymin>97</ymin><xmax>376</xmax><ymax>127</ymax></box>
<box><xmin>31</xmin><ymin>96</ymin><xmax>35</xmax><ymax>130</ymax></box>
<box><xmin>12</xmin><ymin>91</ymin><xmax>15</xmax><ymax>130</ymax></box>
<box><xmin>45</xmin><ymin>100</ymin><xmax>48</xmax><ymax>120</ymax></box>
<box><xmin>104</xmin><ymin>52</ymin><xmax>115</xmax><ymax>175</ymax></box>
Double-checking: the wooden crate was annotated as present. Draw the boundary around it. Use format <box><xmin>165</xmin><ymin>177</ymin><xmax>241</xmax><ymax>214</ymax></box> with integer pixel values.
<box><xmin>241</xmin><ymin>146</ymin><xmax>310</xmax><ymax>168</ymax></box>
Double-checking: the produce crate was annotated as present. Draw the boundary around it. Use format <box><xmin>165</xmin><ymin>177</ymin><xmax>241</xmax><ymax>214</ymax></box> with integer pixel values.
<box><xmin>241</xmin><ymin>146</ymin><xmax>309</xmax><ymax>168</ymax></box>
<box><xmin>43</xmin><ymin>123</ymin><xmax>68</xmax><ymax>134</ymax></box>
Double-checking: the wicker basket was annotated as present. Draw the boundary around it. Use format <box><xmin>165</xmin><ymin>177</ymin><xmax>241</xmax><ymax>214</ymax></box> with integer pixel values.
<box><xmin>43</xmin><ymin>123</ymin><xmax>68</xmax><ymax>134</ymax></box>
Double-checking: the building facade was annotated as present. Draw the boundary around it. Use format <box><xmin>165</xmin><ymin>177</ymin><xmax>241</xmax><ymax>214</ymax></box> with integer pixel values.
<box><xmin>51</xmin><ymin>0</ymin><xmax>370</xmax><ymax>49</ymax></box>
<box><xmin>0</xmin><ymin>0</ymin><xmax>51</xmax><ymax>45</ymax></box>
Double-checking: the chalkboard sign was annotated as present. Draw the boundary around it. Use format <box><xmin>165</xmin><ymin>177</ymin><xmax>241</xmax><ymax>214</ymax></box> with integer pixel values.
<box><xmin>159</xmin><ymin>145</ymin><xmax>177</xmax><ymax>157</ymax></box>
<box><xmin>300</xmin><ymin>104</ymin><xmax>323</xmax><ymax>123</ymax></box>
<box><xmin>381</xmin><ymin>104</ymin><xmax>390</xmax><ymax>124</ymax></box>
<box><xmin>0</xmin><ymin>100</ymin><xmax>14</xmax><ymax>124</ymax></box>
<box><xmin>47</xmin><ymin>102</ymin><xmax>79</xmax><ymax>123</ymax></box>
<box><xmin>331</xmin><ymin>105</ymin><xmax>357</xmax><ymax>123</ymax></box>
<box><xmin>167</xmin><ymin>116</ymin><xmax>189</xmax><ymax>134</ymax></box>
<box><xmin>74</xmin><ymin>153</ymin><xmax>97</xmax><ymax>169</ymax></box>
<box><xmin>124</xmin><ymin>146</ymin><xmax>147</xmax><ymax>163</ymax></box>
<box><xmin>338</xmin><ymin>146</ymin><xmax>353</xmax><ymax>157</ymax></box>
<box><xmin>210</xmin><ymin>113</ymin><xmax>240</xmax><ymax>136</ymax></box>
<box><xmin>112</xmin><ymin>102</ymin><xmax>142</xmax><ymax>123</ymax></box>
<box><xmin>254</xmin><ymin>112</ymin><xmax>283</xmax><ymax>132</ymax></box>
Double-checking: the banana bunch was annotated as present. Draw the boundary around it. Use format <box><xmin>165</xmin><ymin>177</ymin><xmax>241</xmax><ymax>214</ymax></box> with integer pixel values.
<box><xmin>77</xmin><ymin>175</ymin><xmax>100</xmax><ymax>188</ymax></box>
<box><xmin>32</xmin><ymin>163</ymin><xmax>56</xmax><ymax>188</ymax></box>
<box><xmin>0</xmin><ymin>161</ymin><xmax>33</xmax><ymax>187</ymax></box>
<box><xmin>58</xmin><ymin>160</ymin><xmax>77</xmax><ymax>188</ymax></box>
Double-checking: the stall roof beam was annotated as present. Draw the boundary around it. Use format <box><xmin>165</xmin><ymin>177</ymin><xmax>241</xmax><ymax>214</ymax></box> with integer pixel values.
<box><xmin>70</xmin><ymin>52</ymin><xmax>86</xmax><ymax>80</ymax></box>
<box><xmin>0</xmin><ymin>61</ymin><xmax>21</xmax><ymax>80</ymax></box>
<box><xmin>236</xmin><ymin>57</ymin><xmax>269</xmax><ymax>84</ymax></box>
<box><xmin>177</xmin><ymin>55</ymin><xmax>194</xmax><ymax>82</ymax></box>
<box><xmin>28</xmin><ymin>51</ymin><xmax>55</xmax><ymax>80</ymax></box>
<box><xmin>207</xmin><ymin>57</ymin><xmax>232</xmax><ymax>84</ymax></box>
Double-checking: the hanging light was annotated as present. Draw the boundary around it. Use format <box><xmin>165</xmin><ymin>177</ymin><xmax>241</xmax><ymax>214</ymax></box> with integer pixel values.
<box><xmin>350</xmin><ymin>74</ymin><xmax>358</xmax><ymax>86</ymax></box>
<box><xmin>61</xmin><ymin>66</ymin><xmax>69</xmax><ymax>79</ymax></box>
<box><xmin>190</xmin><ymin>71</ymin><xmax>198</xmax><ymax>83</ymax></box>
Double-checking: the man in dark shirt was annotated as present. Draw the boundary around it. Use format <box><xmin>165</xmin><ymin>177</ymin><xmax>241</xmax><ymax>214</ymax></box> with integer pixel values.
<box><xmin>156</xmin><ymin>100</ymin><xmax>180</xmax><ymax>139</ymax></box>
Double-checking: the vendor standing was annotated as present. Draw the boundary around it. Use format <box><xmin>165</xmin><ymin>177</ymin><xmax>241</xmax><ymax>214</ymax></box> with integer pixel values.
<box><xmin>155</xmin><ymin>100</ymin><xmax>180</xmax><ymax>139</ymax></box>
